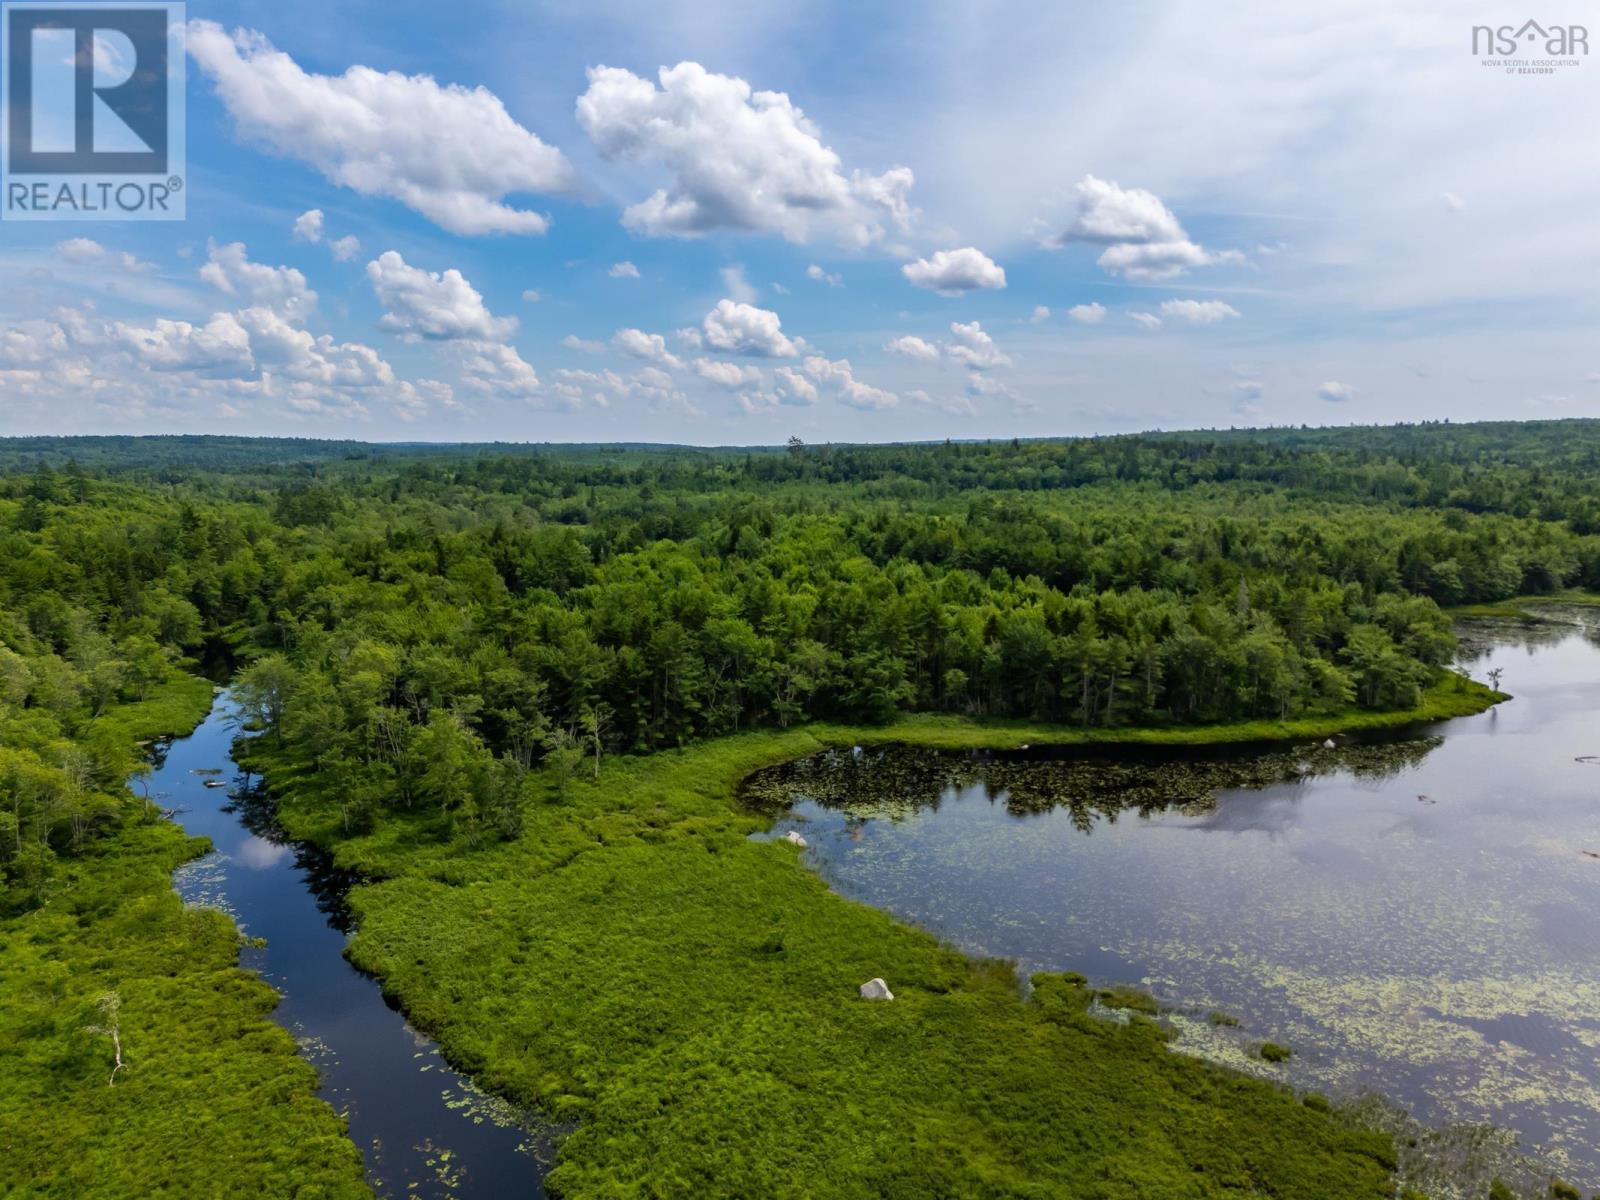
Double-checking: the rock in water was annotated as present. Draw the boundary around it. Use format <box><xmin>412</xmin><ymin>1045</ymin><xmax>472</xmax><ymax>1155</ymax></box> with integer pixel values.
<box><xmin>1323</xmin><ymin>738</ymin><xmax>1337</xmax><ymax>750</ymax></box>
<box><xmin>859</xmin><ymin>978</ymin><xmax>894</xmax><ymax>1001</ymax></box>
<box><xmin>784</xmin><ymin>830</ymin><xmax>808</xmax><ymax>848</ymax></box>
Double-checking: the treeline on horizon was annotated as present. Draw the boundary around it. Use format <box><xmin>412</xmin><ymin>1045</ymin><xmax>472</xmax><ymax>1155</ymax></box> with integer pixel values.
<box><xmin>3</xmin><ymin>420</ymin><xmax>1599</xmax><ymax>889</ymax></box>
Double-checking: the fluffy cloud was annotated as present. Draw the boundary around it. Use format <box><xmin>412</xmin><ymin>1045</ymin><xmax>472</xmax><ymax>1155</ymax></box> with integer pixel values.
<box><xmin>1159</xmin><ymin>299</ymin><xmax>1241</xmax><ymax>324</ymax></box>
<box><xmin>807</xmin><ymin>264</ymin><xmax>842</xmax><ymax>287</ymax></box>
<box><xmin>200</xmin><ymin>241</ymin><xmax>317</xmax><ymax>320</ymax></box>
<box><xmin>612</xmin><ymin>328</ymin><xmax>683</xmax><ymax>369</ymax></box>
<box><xmin>885</xmin><ymin>334</ymin><xmax>940</xmax><ymax>361</ymax></box>
<box><xmin>1129</xmin><ymin>312</ymin><xmax>1163</xmax><ymax>330</ymax></box>
<box><xmin>111</xmin><ymin>314</ymin><xmax>254</xmax><ymax>374</ymax></box>
<box><xmin>944</xmin><ymin>321</ymin><xmax>1011</xmax><ymax>369</ymax></box>
<box><xmin>553</xmin><ymin>366</ymin><xmax>690</xmax><ymax>414</ymax></box>
<box><xmin>367</xmin><ymin>251</ymin><xmax>516</xmax><ymax>342</ymax></box>
<box><xmin>1067</xmin><ymin>302</ymin><xmax>1107</xmax><ymax>325</ymax></box>
<box><xmin>454</xmin><ymin>340</ymin><xmax>541</xmax><ymax>399</ymax></box>
<box><xmin>293</xmin><ymin>209</ymin><xmax>359</xmax><ymax>261</ymax></box>
<box><xmin>1030</xmin><ymin>305</ymin><xmax>1051</xmax><ymax>323</ymax></box>
<box><xmin>773</xmin><ymin>366</ymin><xmax>818</xmax><ymax>405</ymax></box>
<box><xmin>901</xmin><ymin>247</ymin><xmax>1006</xmax><ymax>295</ymax></box>
<box><xmin>1058</xmin><ymin>176</ymin><xmax>1239</xmax><ymax>281</ymax></box>
<box><xmin>188</xmin><ymin>21</ymin><xmax>576</xmax><ymax>235</ymax></box>
<box><xmin>292</xmin><ymin>209</ymin><xmax>324</xmax><ymax>243</ymax></box>
<box><xmin>562</xmin><ymin>334</ymin><xmax>605</xmax><ymax>353</ymax></box>
<box><xmin>1318</xmin><ymin>380</ymin><xmax>1356</xmax><ymax>402</ymax></box>
<box><xmin>609</xmin><ymin>261</ymin><xmax>640</xmax><ymax>279</ymax></box>
<box><xmin>803</xmin><ymin>355</ymin><xmax>897</xmax><ymax>410</ymax></box>
<box><xmin>576</xmin><ymin>61</ymin><xmax>915</xmax><ymax>247</ymax></box>
<box><xmin>692</xmin><ymin>357</ymin><xmax>763</xmax><ymax>389</ymax></box>
<box><xmin>0</xmin><ymin>228</ymin><xmax>462</xmax><ymax>429</ymax></box>
<box><xmin>701</xmin><ymin>299</ymin><xmax>798</xmax><ymax>357</ymax></box>
<box><xmin>235</xmin><ymin>306</ymin><xmax>396</xmax><ymax>390</ymax></box>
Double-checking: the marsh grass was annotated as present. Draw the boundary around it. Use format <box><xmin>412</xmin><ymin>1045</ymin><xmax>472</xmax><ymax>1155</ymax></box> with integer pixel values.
<box><xmin>0</xmin><ymin>678</ymin><xmax>368</xmax><ymax>1199</ymax></box>
<box><xmin>232</xmin><ymin>690</ymin><xmax>1515</xmax><ymax>1198</ymax></box>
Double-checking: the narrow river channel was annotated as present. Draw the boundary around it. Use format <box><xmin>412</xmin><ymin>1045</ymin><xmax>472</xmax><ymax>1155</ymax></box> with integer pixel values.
<box><xmin>155</xmin><ymin>695</ymin><xmax>550</xmax><ymax>1198</ymax></box>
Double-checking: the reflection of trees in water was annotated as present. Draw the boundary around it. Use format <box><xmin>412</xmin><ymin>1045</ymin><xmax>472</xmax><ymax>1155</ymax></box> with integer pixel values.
<box><xmin>745</xmin><ymin>738</ymin><xmax>1441</xmax><ymax>833</ymax></box>
<box><xmin>223</xmin><ymin>775</ymin><xmax>362</xmax><ymax>932</ymax></box>
<box><xmin>1454</xmin><ymin>608</ymin><xmax>1600</xmax><ymax>664</ymax></box>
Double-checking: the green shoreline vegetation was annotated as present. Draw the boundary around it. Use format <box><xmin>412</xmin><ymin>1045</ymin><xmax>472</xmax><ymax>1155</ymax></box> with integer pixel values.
<box><xmin>241</xmin><ymin>675</ymin><xmax>1499</xmax><ymax>1198</ymax></box>
<box><xmin>1</xmin><ymin>676</ymin><xmax>367</xmax><ymax>1198</ymax></box>
<box><xmin>1448</xmin><ymin>590</ymin><xmax>1600</xmax><ymax>619</ymax></box>
<box><xmin>5</xmin><ymin>423</ymin><xmax>1600</xmax><ymax>1197</ymax></box>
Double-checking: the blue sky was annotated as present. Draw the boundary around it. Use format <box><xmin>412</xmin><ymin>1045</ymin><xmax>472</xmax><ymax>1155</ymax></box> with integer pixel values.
<box><xmin>1</xmin><ymin>0</ymin><xmax>1597</xmax><ymax>443</ymax></box>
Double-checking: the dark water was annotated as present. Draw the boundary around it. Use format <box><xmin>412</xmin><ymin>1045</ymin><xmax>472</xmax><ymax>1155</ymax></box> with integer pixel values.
<box><xmin>156</xmin><ymin>696</ymin><xmax>550</xmax><ymax>1198</ymax></box>
<box><xmin>754</xmin><ymin>610</ymin><xmax>1600</xmax><ymax>1188</ymax></box>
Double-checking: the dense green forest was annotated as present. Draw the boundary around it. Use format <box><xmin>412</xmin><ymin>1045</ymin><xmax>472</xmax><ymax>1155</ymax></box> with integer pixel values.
<box><xmin>3</xmin><ymin>423</ymin><xmax>1597</xmax><ymax>1197</ymax></box>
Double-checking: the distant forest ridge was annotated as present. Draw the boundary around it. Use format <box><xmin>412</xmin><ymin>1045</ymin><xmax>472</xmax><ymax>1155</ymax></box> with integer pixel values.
<box><xmin>3</xmin><ymin>418</ymin><xmax>1600</xmax><ymax>473</ymax></box>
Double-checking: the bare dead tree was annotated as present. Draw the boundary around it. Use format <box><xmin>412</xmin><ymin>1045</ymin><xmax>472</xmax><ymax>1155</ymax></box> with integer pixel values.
<box><xmin>86</xmin><ymin>992</ymin><xmax>124</xmax><ymax>1086</ymax></box>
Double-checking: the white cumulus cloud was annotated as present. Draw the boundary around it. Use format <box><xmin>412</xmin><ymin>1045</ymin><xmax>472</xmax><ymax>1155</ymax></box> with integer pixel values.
<box><xmin>367</xmin><ymin>251</ymin><xmax>516</xmax><ymax>342</ymax></box>
<box><xmin>1067</xmin><ymin>302</ymin><xmax>1106</xmax><ymax>325</ymax></box>
<box><xmin>944</xmin><ymin>320</ymin><xmax>1011</xmax><ymax>369</ymax></box>
<box><xmin>200</xmin><ymin>241</ymin><xmax>317</xmax><ymax>320</ymax></box>
<box><xmin>803</xmin><ymin>355</ymin><xmax>897</xmax><ymax>410</ymax></box>
<box><xmin>612</xmin><ymin>328</ymin><xmax>683</xmax><ymax>369</ymax></box>
<box><xmin>885</xmin><ymin>334</ymin><xmax>940</xmax><ymax>361</ymax></box>
<box><xmin>576</xmin><ymin>61</ymin><xmax>915</xmax><ymax>247</ymax></box>
<box><xmin>692</xmin><ymin>358</ymin><xmax>763</xmax><ymax>389</ymax></box>
<box><xmin>188</xmin><ymin>20</ymin><xmax>577</xmax><ymax>236</ymax></box>
<box><xmin>701</xmin><ymin>299</ymin><xmax>798</xmax><ymax>357</ymax></box>
<box><xmin>292</xmin><ymin>209</ymin><xmax>324</xmax><ymax>243</ymax></box>
<box><xmin>1058</xmin><ymin>176</ymin><xmax>1239</xmax><ymax>281</ymax></box>
<box><xmin>1318</xmin><ymin>380</ymin><xmax>1356</xmax><ymax>402</ymax></box>
<box><xmin>901</xmin><ymin>247</ymin><xmax>1006</xmax><ymax>296</ymax></box>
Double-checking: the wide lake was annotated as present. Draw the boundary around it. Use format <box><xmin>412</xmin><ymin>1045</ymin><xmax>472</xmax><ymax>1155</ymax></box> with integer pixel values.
<box><xmin>750</xmin><ymin>610</ymin><xmax>1600</xmax><ymax>1189</ymax></box>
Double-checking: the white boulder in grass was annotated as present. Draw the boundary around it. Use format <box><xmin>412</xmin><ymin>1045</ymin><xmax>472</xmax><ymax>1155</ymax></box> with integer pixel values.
<box><xmin>859</xmin><ymin>978</ymin><xmax>894</xmax><ymax>1001</ymax></box>
<box><xmin>784</xmin><ymin>830</ymin><xmax>808</xmax><ymax>848</ymax></box>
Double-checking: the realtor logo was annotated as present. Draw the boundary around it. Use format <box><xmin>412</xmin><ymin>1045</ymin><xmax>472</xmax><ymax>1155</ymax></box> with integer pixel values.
<box><xmin>2</xmin><ymin>2</ymin><xmax>185</xmax><ymax>220</ymax></box>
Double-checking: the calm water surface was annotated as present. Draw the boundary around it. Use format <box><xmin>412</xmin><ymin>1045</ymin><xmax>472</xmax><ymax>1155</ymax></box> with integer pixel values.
<box><xmin>756</xmin><ymin>611</ymin><xmax>1600</xmax><ymax>1187</ymax></box>
<box><xmin>156</xmin><ymin>696</ymin><xmax>549</xmax><ymax>1198</ymax></box>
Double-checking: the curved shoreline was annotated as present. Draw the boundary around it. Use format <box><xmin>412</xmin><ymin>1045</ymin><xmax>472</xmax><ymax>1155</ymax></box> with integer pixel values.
<box><xmin>240</xmin><ymin>679</ymin><xmax>1512</xmax><ymax>1198</ymax></box>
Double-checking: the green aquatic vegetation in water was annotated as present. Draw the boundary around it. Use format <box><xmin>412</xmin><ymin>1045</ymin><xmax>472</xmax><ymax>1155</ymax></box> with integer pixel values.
<box><xmin>1094</xmin><ymin>985</ymin><xmax>1163</xmax><ymax>1015</ymax></box>
<box><xmin>1261</xmin><ymin>1042</ymin><xmax>1294</xmax><ymax>1063</ymax></box>
<box><xmin>248</xmin><ymin>723</ymin><xmax>1406</xmax><ymax>1199</ymax></box>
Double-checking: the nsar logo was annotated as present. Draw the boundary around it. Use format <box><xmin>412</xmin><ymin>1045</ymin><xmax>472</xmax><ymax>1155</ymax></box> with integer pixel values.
<box><xmin>1471</xmin><ymin>19</ymin><xmax>1588</xmax><ymax>75</ymax></box>
<box><xmin>2</xmin><ymin>2</ymin><xmax>186</xmax><ymax>221</ymax></box>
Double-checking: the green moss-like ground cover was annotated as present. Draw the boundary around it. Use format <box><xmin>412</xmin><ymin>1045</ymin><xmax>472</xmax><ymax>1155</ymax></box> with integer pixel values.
<box><xmin>0</xmin><ymin>677</ymin><xmax>368</xmax><ymax>1199</ymax></box>
<box><xmin>250</xmin><ymin>684</ymin><xmax>1502</xmax><ymax>1198</ymax></box>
